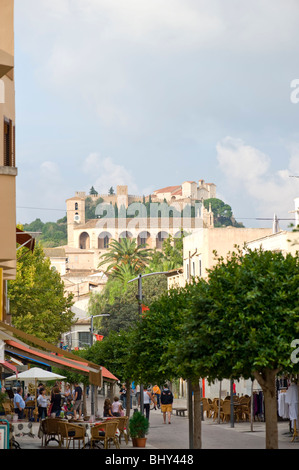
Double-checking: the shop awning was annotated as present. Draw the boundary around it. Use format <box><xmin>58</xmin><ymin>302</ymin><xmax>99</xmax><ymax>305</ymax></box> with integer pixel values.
<box><xmin>16</xmin><ymin>228</ymin><xmax>35</xmax><ymax>256</ymax></box>
<box><xmin>0</xmin><ymin>360</ymin><xmax>18</xmax><ymax>374</ymax></box>
<box><xmin>0</xmin><ymin>321</ymin><xmax>104</xmax><ymax>386</ymax></box>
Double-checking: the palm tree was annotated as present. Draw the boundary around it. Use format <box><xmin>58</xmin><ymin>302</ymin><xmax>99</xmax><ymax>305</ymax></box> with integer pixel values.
<box><xmin>98</xmin><ymin>238</ymin><xmax>153</xmax><ymax>281</ymax></box>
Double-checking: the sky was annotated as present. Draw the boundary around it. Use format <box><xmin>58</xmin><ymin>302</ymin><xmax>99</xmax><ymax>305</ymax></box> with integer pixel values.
<box><xmin>13</xmin><ymin>0</ymin><xmax>299</xmax><ymax>230</ymax></box>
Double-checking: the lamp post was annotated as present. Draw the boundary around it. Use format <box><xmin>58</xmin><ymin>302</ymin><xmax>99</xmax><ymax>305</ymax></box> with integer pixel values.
<box><xmin>89</xmin><ymin>314</ymin><xmax>110</xmax><ymax>415</ymax></box>
<box><xmin>128</xmin><ymin>272</ymin><xmax>168</xmax><ymax>415</ymax></box>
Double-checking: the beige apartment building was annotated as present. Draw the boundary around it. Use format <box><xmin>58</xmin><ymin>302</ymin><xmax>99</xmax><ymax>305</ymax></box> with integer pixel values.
<box><xmin>0</xmin><ymin>0</ymin><xmax>16</xmax><ymax>322</ymax></box>
<box><xmin>183</xmin><ymin>226</ymin><xmax>273</xmax><ymax>282</ymax></box>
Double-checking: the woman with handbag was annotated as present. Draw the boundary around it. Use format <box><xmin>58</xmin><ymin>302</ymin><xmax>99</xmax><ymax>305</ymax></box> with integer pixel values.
<box><xmin>50</xmin><ymin>386</ymin><xmax>62</xmax><ymax>417</ymax></box>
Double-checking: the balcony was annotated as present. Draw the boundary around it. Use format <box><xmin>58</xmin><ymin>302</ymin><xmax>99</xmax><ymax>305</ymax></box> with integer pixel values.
<box><xmin>0</xmin><ymin>48</ymin><xmax>14</xmax><ymax>79</ymax></box>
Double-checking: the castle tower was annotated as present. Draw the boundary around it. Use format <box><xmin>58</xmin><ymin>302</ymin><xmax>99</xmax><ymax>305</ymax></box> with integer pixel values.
<box><xmin>66</xmin><ymin>195</ymin><xmax>86</xmax><ymax>247</ymax></box>
<box><xmin>116</xmin><ymin>185</ymin><xmax>129</xmax><ymax>209</ymax></box>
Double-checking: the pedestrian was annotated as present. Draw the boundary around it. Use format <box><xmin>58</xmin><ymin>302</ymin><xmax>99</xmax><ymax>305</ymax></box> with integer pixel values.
<box><xmin>111</xmin><ymin>396</ymin><xmax>122</xmax><ymax>416</ymax></box>
<box><xmin>13</xmin><ymin>387</ymin><xmax>25</xmax><ymax>419</ymax></box>
<box><xmin>50</xmin><ymin>386</ymin><xmax>62</xmax><ymax>417</ymax></box>
<box><xmin>153</xmin><ymin>384</ymin><xmax>161</xmax><ymax>409</ymax></box>
<box><xmin>64</xmin><ymin>383</ymin><xmax>71</xmax><ymax>403</ymax></box>
<box><xmin>143</xmin><ymin>387</ymin><xmax>152</xmax><ymax>421</ymax></box>
<box><xmin>103</xmin><ymin>398</ymin><xmax>113</xmax><ymax>417</ymax></box>
<box><xmin>73</xmin><ymin>382</ymin><xmax>83</xmax><ymax>420</ymax></box>
<box><xmin>161</xmin><ymin>384</ymin><xmax>173</xmax><ymax>424</ymax></box>
<box><xmin>37</xmin><ymin>387</ymin><xmax>48</xmax><ymax>420</ymax></box>
<box><xmin>120</xmin><ymin>383</ymin><xmax>127</xmax><ymax>409</ymax></box>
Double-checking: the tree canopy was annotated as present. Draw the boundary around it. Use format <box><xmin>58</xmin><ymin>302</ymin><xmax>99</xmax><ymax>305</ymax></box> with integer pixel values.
<box><xmin>8</xmin><ymin>243</ymin><xmax>75</xmax><ymax>343</ymax></box>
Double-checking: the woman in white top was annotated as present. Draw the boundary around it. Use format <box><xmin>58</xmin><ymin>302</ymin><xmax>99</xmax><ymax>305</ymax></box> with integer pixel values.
<box><xmin>111</xmin><ymin>396</ymin><xmax>122</xmax><ymax>416</ymax></box>
<box><xmin>37</xmin><ymin>387</ymin><xmax>49</xmax><ymax>420</ymax></box>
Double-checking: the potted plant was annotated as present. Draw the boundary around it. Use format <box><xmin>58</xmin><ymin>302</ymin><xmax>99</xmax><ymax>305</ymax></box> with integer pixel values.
<box><xmin>129</xmin><ymin>411</ymin><xmax>149</xmax><ymax>447</ymax></box>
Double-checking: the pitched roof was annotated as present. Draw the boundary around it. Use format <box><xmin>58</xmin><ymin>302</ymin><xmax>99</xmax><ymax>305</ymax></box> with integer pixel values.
<box><xmin>154</xmin><ymin>185</ymin><xmax>181</xmax><ymax>194</ymax></box>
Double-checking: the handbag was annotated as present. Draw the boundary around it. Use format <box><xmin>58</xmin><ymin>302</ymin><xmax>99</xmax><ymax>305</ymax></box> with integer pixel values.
<box><xmin>47</xmin><ymin>403</ymin><xmax>53</xmax><ymax>417</ymax></box>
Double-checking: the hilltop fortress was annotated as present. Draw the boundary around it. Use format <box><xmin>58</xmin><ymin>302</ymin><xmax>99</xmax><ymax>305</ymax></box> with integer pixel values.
<box><xmin>66</xmin><ymin>180</ymin><xmax>216</xmax><ymax>251</ymax></box>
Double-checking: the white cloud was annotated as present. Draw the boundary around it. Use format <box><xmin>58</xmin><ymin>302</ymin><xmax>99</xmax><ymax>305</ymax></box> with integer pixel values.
<box><xmin>216</xmin><ymin>137</ymin><xmax>299</xmax><ymax>220</ymax></box>
<box><xmin>82</xmin><ymin>153</ymin><xmax>138</xmax><ymax>194</ymax></box>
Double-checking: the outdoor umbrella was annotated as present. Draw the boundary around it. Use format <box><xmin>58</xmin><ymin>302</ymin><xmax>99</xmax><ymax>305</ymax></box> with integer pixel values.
<box><xmin>6</xmin><ymin>367</ymin><xmax>66</xmax><ymax>410</ymax></box>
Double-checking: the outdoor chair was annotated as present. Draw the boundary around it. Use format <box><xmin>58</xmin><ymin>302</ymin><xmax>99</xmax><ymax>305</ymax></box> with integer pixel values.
<box><xmin>220</xmin><ymin>400</ymin><xmax>239</xmax><ymax>423</ymax></box>
<box><xmin>96</xmin><ymin>420</ymin><xmax>120</xmax><ymax>449</ymax></box>
<box><xmin>201</xmin><ymin>398</ymin><xmax>212</xmax><ymax>419</ymax></box>
<box><xmin>58</xmin><ymin>421</ymin><xmax>85</xmax><ymax>449</ymax></box>
<box><xmin>117</xmin><ymin>416</ymin><xmax>129</xmax><ymax>445</ymax></box>
<box><xmin>41</xmin><ymin>418</ymin><xmax>62</xmax><ymax>447</ymax></box>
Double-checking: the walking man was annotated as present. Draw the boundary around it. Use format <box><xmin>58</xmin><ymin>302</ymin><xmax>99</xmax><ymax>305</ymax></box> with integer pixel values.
<box><xmin>73</xmin><ymin>382</ymin><xmax>83</xmax><ymax>420</ymax></box>
<box><xmin>143</xmin><ymin>387</ymin><xmax>152</xmax><ymax>420</ymax></box>
<box><xmin>161</xmin><ymin>384</ymin><xmax>173</xmax><ymax>424</ymax></box>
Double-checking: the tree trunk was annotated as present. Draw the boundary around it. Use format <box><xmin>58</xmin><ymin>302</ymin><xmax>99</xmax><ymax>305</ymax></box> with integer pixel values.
<box><xmin>83</xmin><ymin>384</ymin><xmax>87</xmax><ymax>416</ymax></box>
<box><xmin>126</xmin><ymin>379</ymin><xmax>131</xmax><ymax>418</ymax></box>
<box><xmin>254</xmin><ymin>369</ymin><xmax>278</xmax><ymax>449</ymax></box>
<box><xmin>193</xmin><ymin>380</ymin><xmax>202</xmax><ymax>449</ymax></box>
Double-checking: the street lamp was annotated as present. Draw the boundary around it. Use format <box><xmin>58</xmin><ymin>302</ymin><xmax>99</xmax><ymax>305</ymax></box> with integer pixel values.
<box><xmin>128</xmin><ymin>272</ymin><xmax>168</xmax><ymax>415</ymax></box>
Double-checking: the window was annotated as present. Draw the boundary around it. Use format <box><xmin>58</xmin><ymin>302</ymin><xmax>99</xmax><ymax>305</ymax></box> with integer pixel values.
<box><xmin>3</xmin><ymin>118</ymin><xmax>15</xmax><ymax>167</ymax></box>
<box><xmin>198</xmin><ymin>259</ymin><xmax>202</xmax><ymax>277</ymax></box>
<box><xmin>75</xmin><ymin>202</ymin><xmax>78</xmax><ymax>210</ymax></box>
<box><xmin>78</xmin><ymin>331</ymin><xmax>90</xmax><ymax>347</ymax></box>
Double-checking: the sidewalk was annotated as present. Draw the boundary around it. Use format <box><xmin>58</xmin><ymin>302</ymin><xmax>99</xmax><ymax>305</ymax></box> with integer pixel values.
<box><xmin>8</xmin><ymin>395</ymin><xmax>299</xmax><ymax>450</ymax></box>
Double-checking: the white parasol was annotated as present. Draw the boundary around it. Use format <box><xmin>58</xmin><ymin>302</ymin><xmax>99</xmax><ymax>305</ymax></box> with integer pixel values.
<box><xmin>6</xmin><ymin>367</ymin><xmax>66</xmax><ymax>411</ymax></box>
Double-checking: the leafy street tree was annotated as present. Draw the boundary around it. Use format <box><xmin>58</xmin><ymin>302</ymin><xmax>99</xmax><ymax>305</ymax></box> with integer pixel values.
<box><xmin>88</xmin><ymin>275</ymin><xmax>168</xmax><ymax>337</ymax></box>
<box><xmin>8</xmin><ymin>243</ymin><xmax>75</xmax><ymax>343</ymax></box>
<box><xmin>83</xmin><ymin>329</ymin><xmax>136</xmax><ymax>417</ymax></box>
<box><xmin>174</xmin><ymin>248</ymin><xmax>299</xmax><ymax>449</ymax></box>
<box><xmin>98</xmin><ymin>238</ymin><xmax>154</xmax><ymax>282</ymax></box>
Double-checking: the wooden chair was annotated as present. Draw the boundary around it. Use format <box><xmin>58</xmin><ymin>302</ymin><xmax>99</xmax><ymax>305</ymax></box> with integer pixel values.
<box><xmin>117</xmin><ymin>416</ymin><xmax>129</xmax><ymax>445</ymax></box>
<box><xmin>41</xmin><ymin>418</ymin><xmax>62</xmax><ymax>447</ymax></box>
<box><xmin>96</xmin><ymin>420</ymin><xmax>120</xmax><ymax>449</ymax></box>
<box><xmin>58</xmin><ymin>421</ymin><xmax>85</xmax><ymax>449</ymax></box>
<box><xmin>90</xmin><ymin>423</ymin><xmax>106</xmax><ymax>449</ymax></box>
<box><xmin>220</xmin><ymin>400</ymin><xmax>239</xmax><ymax>423</ymax></box>
<box><xmin>211</xmin><ymin>398</ymin><xmax>223</xmax><ymax>421</ymax></box>
<box><xmin>201</xmin><ymin>398</ymin><xmax>212</xmax><ymax>419</ymax></box>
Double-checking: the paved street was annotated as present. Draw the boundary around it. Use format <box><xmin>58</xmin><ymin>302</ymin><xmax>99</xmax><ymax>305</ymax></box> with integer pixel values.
<box><xmin>9</xmin><ymin>395</ymin><xmax>299</xmax><ymax>450</ymax></box>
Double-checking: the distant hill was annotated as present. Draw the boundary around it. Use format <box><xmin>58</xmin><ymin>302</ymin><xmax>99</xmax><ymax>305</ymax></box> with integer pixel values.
<box><xmin>23</xmin><ymin>216</ymin><xmax>67</xmax><ymax>248</ymax></box>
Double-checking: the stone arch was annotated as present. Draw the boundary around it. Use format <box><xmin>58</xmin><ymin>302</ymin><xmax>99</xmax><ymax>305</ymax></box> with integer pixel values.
<box><xmin>118</xmin><ymin>231</ymin><xmax>133</xmax><ymax>242</ymax></box>
<box><xmin>98</xmin><ymin>231</ymin><xmax>112</xmax><ymax>249</ymax></box>
<box><xmin>79</xmin><ymin>232</ymin><xmax>90</xmax><ymax>249</ymax></box>
<box><xmin>156</xmin><ymin>231</ymin><xmax>169</xmax><ymax>249</ymax></box>
<box><xmin>137</xmin><ymin>231</ymin><xmax>151</xmax><ymax>247</ymax></box>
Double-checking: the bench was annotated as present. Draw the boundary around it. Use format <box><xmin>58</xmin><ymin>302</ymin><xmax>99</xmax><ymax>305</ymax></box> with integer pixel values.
<box><xmin>172</xmin><ymin>407</ymin><xmax>187</xmax><ymax>417</ymax></box>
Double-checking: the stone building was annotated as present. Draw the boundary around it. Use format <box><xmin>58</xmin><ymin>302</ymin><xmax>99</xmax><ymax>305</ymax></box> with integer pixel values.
<box><xmin>66</xmin><ymin>184</ymin><xmax>215</xmax><ymax>254</ymax></box>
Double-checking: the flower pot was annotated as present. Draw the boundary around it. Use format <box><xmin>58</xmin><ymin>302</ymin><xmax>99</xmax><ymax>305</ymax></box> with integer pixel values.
<box><xmin>132</xmin><ymin>437</ymin><xmax>147</xmax><ymax>447</ymax></box>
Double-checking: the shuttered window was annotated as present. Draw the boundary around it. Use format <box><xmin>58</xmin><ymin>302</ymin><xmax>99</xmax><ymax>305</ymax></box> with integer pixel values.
<box><xmin>3</xmin><ymin>117</ymin><xmax>15</xmax><ymax>167</ymax></box>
